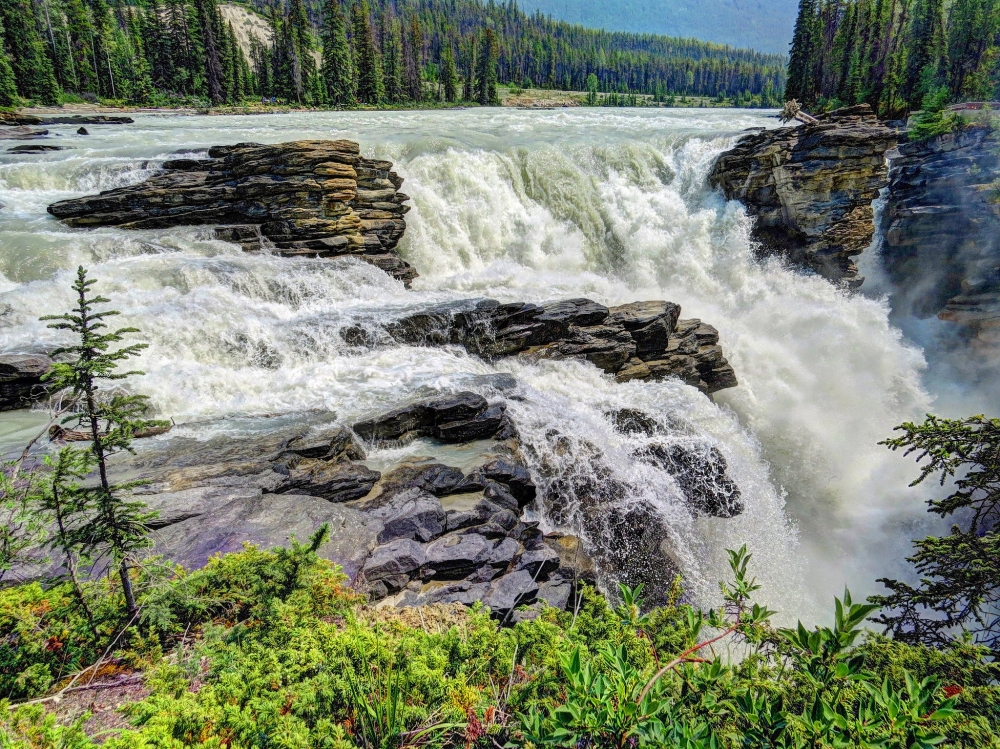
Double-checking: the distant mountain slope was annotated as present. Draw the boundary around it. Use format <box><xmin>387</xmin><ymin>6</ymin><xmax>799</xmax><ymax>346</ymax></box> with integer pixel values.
<box><xmin>521</xmin><ymin>0</ymin><xmax>798</xmax><ymax>55</ymax></box>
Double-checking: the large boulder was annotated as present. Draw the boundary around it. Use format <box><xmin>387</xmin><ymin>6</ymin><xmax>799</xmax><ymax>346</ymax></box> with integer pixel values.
<box><xmin>47</xmin><ymin>140</ymin><xmax>416</xmax><ymax>285</ymax></box>
<box><xmin>353</xmin><ymin>392</ymin><xmax>511</xmax><ymax>444</ymax></box>
<box><xmin>710</xmin><ymin>105</ymin><xmax>896</xmax><ymax>286</ymax></box>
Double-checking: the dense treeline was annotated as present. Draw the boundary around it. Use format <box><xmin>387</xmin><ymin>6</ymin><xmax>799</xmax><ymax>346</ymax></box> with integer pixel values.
<box><xmin>0</xmin><ymin>0</ymin><xmax>787</xmax><ymax>109</ymax></box>
<box><xmin>786</xmin><ymin>0</ymin><xmax>1000</xmax><ymax>118</ymax></box>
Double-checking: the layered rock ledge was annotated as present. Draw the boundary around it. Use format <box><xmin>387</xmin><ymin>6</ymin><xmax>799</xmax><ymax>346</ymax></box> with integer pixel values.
<box><xmin>882</xmin><ymin>125</ymin><xmax>1000</xmax><ymax>354</ymax></box>
<box><xmin>710</xmin><ymin>105</ymin><xmax>896</xmax><ymax>286</ymax></box>
<box><xmin>47</xmin><ymin>139</ymin><xmax>416</xmax><ymax>284</ymax></box>
<box><xmin>345</xmin><ymin>297</ymin><xmax>738</xmax><ymax>395</ymax></box>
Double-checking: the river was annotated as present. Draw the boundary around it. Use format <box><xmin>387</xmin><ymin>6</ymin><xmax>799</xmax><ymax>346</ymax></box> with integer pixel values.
<box><xmin>0</xmin><ymin>108</ymin><xmax>941</xmax><ymax>621</ymax></box>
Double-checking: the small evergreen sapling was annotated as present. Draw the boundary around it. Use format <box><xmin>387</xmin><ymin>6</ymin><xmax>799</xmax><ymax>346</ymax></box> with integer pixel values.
<box><xmin>41</xmin><ymin>266</ymin><xmax>163</xmax><ymax>619</ymax></box>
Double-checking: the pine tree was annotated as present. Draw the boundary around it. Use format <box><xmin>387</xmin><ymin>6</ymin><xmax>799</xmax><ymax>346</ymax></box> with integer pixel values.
<box><xmin>321</xmin><ymin>0</ymin><xmax>353</xmax><ymax>106</ymax></box>
<box><xmin>441</xmin><ymin>40</ymin><xmax>457</xmax><ymax>103</ymax></box>
<box><xmin>0</xmin><ymin>0</ymin><xmax>60</xmax><ymax>103</ymax></box>
<box><xmin>41</xmin><ymin>268</ymin><xmax>163</xmax><ymax>620</ymax></box>
<box><xmin>351</xmin><ymin>0</ymin><xmax>383</xmax><ymax>105</ymax></box>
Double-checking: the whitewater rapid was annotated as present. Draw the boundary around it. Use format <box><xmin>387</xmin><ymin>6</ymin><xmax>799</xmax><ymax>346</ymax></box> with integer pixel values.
<box><xmin>0</xmin><ymin>109</ymin><xmax>938</xmax><ymax>621</ymax></box>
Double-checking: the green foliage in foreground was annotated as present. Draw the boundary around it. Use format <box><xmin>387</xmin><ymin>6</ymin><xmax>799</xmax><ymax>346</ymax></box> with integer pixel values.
<box><xmin>2</xmin><ymin>540</ymin><xmax>999</xmax><ymax>749</ymax></box>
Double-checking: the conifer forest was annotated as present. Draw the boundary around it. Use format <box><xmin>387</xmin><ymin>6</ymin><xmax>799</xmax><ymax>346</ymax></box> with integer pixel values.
<box><xmin>786</xmin><ymin>0</ymin><xmax>1000</xmax><ymax>118</ymax></box>
<box><xmin>0</xmin><ymin>0</ymin><xmax>788</xmax><ymax>109</ymax></box>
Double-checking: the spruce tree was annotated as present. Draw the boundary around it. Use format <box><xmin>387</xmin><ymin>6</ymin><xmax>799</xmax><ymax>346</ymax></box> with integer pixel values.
<box><xmin>351</xmin><ymin>0</ymin><xmax>383</xmax><ymax>105</ymax></box>
<box><xmin>441</xmin><ymin>40</ymin><xmax>457</xmax><ymax>103</ymax></box>
<box><xmin>463</xmin><ymin>32</ymin><xmax>476</xmax><ymax>101</ymax></box>
<box><xmin>381</xmin><ymin>15</ymin><xmax>403</xmax><ymax>103</ymax></box>
<box><xmin>475</xmin><ymin>26</ymin><xmax>498</xmax><ymax>106</ymax></box>
<box><xmin>404</xmin><ymin>14</ymin><xmax>422</xmax><ymax>101</ymax></box>
<box><xmin>904</xmin><ymin>0</ymin><xmax>947</xmax><ymax>108</ymax></box>
<box><xmin>289</xmin><ymin>0</ymin><xmax>317</xmax><ymax>104</ymax></box>
<box><xmin>193</xmin><ymin>0</ymin><xmax>225</xmax><ymax>105</ymax></box>
<box><xmin>872</xmin><ymin>415</ymin><xmax>1000</xmax><ymax>657</ymax></box>
<box><xmin>321</xmin><ymin>0</ymin><xmax>354</xmax><ymax>106</ymax></box>
<box><xmin>41</xmin><ymin>267</ymin><xmax>162</xmax><ymax>620</ymax></box>
<box><xmin>786</xmin><ymin>0</ymin><xmax>821</xmax><ymax>104</ymax></box>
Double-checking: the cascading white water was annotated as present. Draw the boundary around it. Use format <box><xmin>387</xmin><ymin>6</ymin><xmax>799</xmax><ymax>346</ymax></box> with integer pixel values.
<box><xmin>0</xmin><ymin>109</ymin><xmax>940</xmax><ymax>622</ymax></box>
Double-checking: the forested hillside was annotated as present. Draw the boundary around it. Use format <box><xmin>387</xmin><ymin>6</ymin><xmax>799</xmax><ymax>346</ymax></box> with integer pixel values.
<box><xmin>786</xmin><ymin>0</ymin><xmax>1000</xmax><ymax>118</ymax></box>
<box><xmin>521</xmin><ymin>0</ymin><xmax>799</xmax><ymax>56</ymax></box>
<box><xmin>0</xmin><ymin>0</ymin><xmax>787</xmax><ymax>109</ymax></box>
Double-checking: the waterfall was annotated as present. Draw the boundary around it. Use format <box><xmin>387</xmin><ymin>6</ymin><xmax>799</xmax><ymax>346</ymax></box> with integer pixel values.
<box><xmin>0</xmin><ymin>109</ymin><xmax>939</xmax><ymax>621</ymax></box>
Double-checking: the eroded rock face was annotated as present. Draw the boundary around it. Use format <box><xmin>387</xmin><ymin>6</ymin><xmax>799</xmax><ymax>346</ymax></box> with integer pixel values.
<box><xmin>882</xmin><ymin>125</ymin><xmax>1000</xmax><ymax>354</ymax></box>
<box><xmin>47</xmin><ymin>140</ymin><xmax>416</xmax><ymax>285</ymax></box>
<box><xmin>0</xmin><ymin>354</ymin><xmax>52</xmax><ymax>411</ymax></box>
<box><xmin>710</xmin><ymin>105</ymin><xmax>896</xmax><ymax>286</ymax></box>
<box><xmin>345</xmin><ymin>298</ymin><xmax>738</xmax><ymax>395</ymax></box>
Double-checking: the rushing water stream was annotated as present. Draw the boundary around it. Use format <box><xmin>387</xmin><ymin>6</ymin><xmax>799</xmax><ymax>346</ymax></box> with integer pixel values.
<box><xmin>0</xmin><ymin>109</ymin><xmax>941</xmax><ymax>621</ymax></box>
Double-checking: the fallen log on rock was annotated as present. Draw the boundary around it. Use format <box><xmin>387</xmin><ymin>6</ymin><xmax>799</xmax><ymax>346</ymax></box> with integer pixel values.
<box><xmin>47</xmin><ymin>139</ymin><xmax>417</xmax><ymax>285</ymax></box>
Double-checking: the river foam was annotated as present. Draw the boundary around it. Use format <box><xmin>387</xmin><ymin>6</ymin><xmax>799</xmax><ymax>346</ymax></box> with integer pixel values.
<box><xmin>0</xmin><ymin>109</ymin><xmax>940</xmax><ymax>621</ymax></box>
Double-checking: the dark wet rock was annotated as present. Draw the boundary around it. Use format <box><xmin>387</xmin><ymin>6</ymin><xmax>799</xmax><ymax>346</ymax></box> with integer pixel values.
<box><xmin>358</xmin><ymin>298</ymin><xmax>737</xmax><ymax>395</ymax></box>
<box><xmin>363</xmin><ymin>489</ymin><xmax>447</xmax><ymax>544</ymax></box>
<box><xmin>471</xmin><ymin>459</ymin><xmax>537</xmax><ymax>505</ymax></box>
<box><xmin>353</xmin><ymin>392</ymin><xmax>509</xmax><ymax>444</ymax></box>
<box><xmin>710</xmin><ymin>105</ymin><xmax>896</xmax><ymax>286</ymax></box>
<box><xmin>536</xmin><ymin>579</ymin><xmax>574</xmax><ymax>611</ymax></box>
<box><xmin>541</xmin><ymin>534</ymin><xmax>599</xmax><ymax>588</ymax></box>
<box><xmin>0</xmin><ymin>127</ymin><xmax>49</xmax><ymax>140</ymax></box>
<box><xmin>8</xmin><ymin>144</ymin><xmax>65</xmax><ymax>153</ymax></box>
<box><xmin>608</xmin><ymin>408</ymin><xmax>660</xmax><ymax>436</ymax></box>
<box><xmin>0</xmin><ymin>354</ymin><xmax>52</xmax><ymax>411</ymax></box>
<box><xmin>77</xmin><ymin>127</ymin><xmax>89</xmax><ymax>135</ymax></box>
<box><xmin>47</xmin><ymin>140</ymin><xmax>416</xmax><ymax>285</ymax></box>
<box><xmin>637</xmin><ymin>443</ymin><xmax>744</xmax><ymax>518</ymax></box>
<box><xmin>276</xmin><ymin>461</ymin><xmax>380</xmax><ymax>503</ymax></box>
<box><xmin>376</xmin><ymin>461</ymin><xmax>468</xmax><ymax>498</ymax></box>
<box><xmin>283</xmin><ymin>427</ymin><xmax>366</xmax><ymax>462</ymax></box>
<box><xmin>515</xmin><ymin>545</ymin><xmax>561</xmax><ymax>578</ymax></box>
<box><xmin>37</xmin><ymin>116</ymin><xmax>134</xmax><ymax>125</ymax></box>
<box><xmin>362</xmin><ymin>539</ymin><xmax>426</xmax><ymax>585</ymax></box>
<box><xmin>422</xmin><ymin>532</ymin><xmax>499</xmax><ymax>579</ymax></box>
<box><xmin>482</xmin><ymin>570</ymin><xmax>539</xmax><ymax>618</ymax></box>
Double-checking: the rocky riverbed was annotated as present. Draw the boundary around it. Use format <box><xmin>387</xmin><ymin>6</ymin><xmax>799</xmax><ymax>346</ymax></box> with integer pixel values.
<box><xmin>3</xmin><ymin>136</ymin><xmax>750</xmax><ymax>617</ymax></box>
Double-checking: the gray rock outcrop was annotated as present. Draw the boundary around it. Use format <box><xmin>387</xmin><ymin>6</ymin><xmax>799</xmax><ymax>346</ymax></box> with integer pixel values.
<box><xmin>882</xmin><ymin>125</ymin><xmax>1000</xmax><ymax>355</ymax></box>
<box><xmin>47</xmin><ymin>140</ymin><xmax>416</xmax><ymax>285</ymax></box>
<box><xmin>710</xmin><ymin>105</ymin><xmax>896</xmax><ymax>286</ymax></box>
